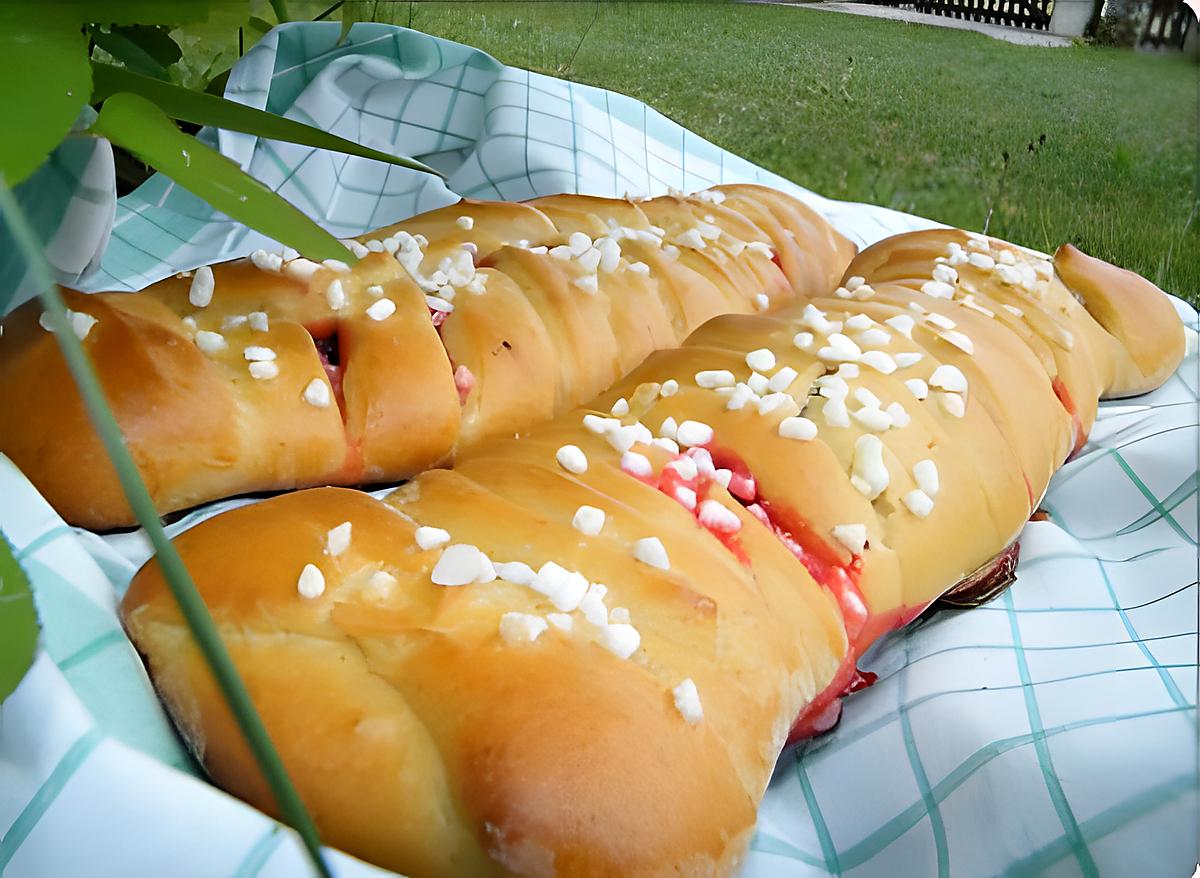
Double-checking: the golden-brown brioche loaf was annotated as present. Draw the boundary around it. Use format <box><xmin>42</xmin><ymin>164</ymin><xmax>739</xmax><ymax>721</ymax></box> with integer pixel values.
<box><xmin>122</xmin><ymin>229</ymin><xmax>1182</xmax><ymax>876</ymax></box>
<box><xmin>0</xmin><ymin>185</ymin><xmax>855</xmax><ymax>529</ymax></box>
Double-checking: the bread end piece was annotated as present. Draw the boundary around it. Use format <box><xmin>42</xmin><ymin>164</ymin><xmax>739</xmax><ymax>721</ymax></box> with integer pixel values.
<box><xmin>1053</xmin><ymin>243</ymin><xmax>1186</xmax><ymax>398</ymax></box>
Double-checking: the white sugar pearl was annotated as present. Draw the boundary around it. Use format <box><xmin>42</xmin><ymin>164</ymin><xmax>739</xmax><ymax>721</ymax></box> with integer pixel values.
<box><xmin>696</xmin><ymin>369</ymin><xmax>736</xmax><ymax>389</ymax></box>
<box><xmin>831</xmin><ymin>524</ymin><xmax>868</xmax><ymax>555</ymax></box>
<box><xmin>667</xmin><ymin>458</ymin><xmax>700</xmax><ymax>484</ymax></box>
<box><xmin>859</xmin><ymin>350</ymin><xmax>897</xmax><ymax>374</ymax></box>
<box><xmin>621</xmin><ymin>451</ymin><xmax>653</xmax><ymax>478</ymax></box>
<box><xmin>932</xmin><ymin>264</ymin><xmax>958</xmax><ymax>285</ymax></box>
<box><xmin>572</xmin><ymin>505</ymin><xmax>606</xmax><ymax>536</ymax></box>
<box><xmin>921</xmin><ymin>280</ymin><xmax>955</xmax><ymax>299</ymax></box>
<box><xmin>297</xmin><ymin>563</ymin><xmax>325</xmax><ymax>599</ymax></box>
<box><xmin>325</xmin><ymin>522</ymin><xmax>352</xmax><ymax>557</ymax></box>
<box><xmin>431</xmin><ymin>544</ymin><xmax>495</xmax><ymax>586</ymax></box>
<box><xmin>556</xmin><ymin>444</ymin><xmax>588</xmax><ymax>474</ymax></box>
<box><xmin>779</xmin><ymin>416</ymin><xmax>818</xmax><ymax>441</ymax></box>
<box><xmin>633</xmin><ymin>536</ymin><xmax>670</xmax><ymax>570</ymax></box>
<box><xmin>302</xmin><ymin>378</ymin><xmax>331</xmax><ymax>408</ymax></box>
<box><xmin>858</xmin><ymin>328</ymin><xmax>891</xmax><ymax>348</ymax></box>
<box><xmin>415</xmin><ymin>526</ymin><xmax>451</xmax><ymax>550</ymax></box>
<box><xmin>698</xmin><ymin>499</ymin><xmax>741</xmax><ymax>533</ymax></box>
<box><xmin>939</xmin><ymin>330</ymin><xmax>975</xmax><ymax>355</ymax></box>
<box><xmin>599</xmin><ymin>623</ymin><xmax>641</xmax><ymax>659</ymax></box>
<box><xmin>885</xmin><ymin>315</ymin><xmax>915</xmax><ymax>339</ymax></box>
<box><xmin>902</xmin><ymin>489</ymin><xmax>935</xmax><ymax>518</ymax></box>
<box><xmin>366</xmin><ymin>298</ymin><xmax>397</xmax><ymax>321</ymax></box>
<box><xmin>188</xmin><ymin>266</ymin><xmax>214</xmax><ymax>307</ymax></box>
<box><xmin>326</xmin><ymin>279</ymin><xmax>347</xmax><ymax>310</ymax></box>
<box><xmin>194</xmin><ymin>330</ymin><xmax>226</xmax><ymax>354</ymax></box>
<box><xmin>499</xmin><ymin>612</ymin><xmax>547</xmax><ymax>644</ymax></box>
<box><xmin>243</xmin><ymin>345</ymin><xmax>276</xmax><ymax>362</ymax></box>
<box><xmin>496</xmin><ymin>561</ymin><xmax>536</xmax><ymax>586</ymax></box>
<box><xmin>676</xmin><ymin>420</ymin><xmax>714</xmax><ymax>447</ymax></box>
<box><xmin>905</xmin><ymin>378</ymin><xmax>929</xmax><ymax>400</ymax></box>
<box><xmin>248</xmin><ymin>361</ymin><xmax>279</xmax><ymax>380</ymax></box>
<box><xmin>546</xmin><ymin>613</ymin><xmax>574</xmax><ymax>631</ymax></box>
<box><xmin>913</xmin><ymin>459</ymin><xmax>939</xmax><ymax>497</ymax></box>
<box><xmin>672</xmin><ymin>678</ymin><xmax>704</xmax><ymax>724</ymax></box>
<box><xmin>745</xmin><ymin>348</ymin><xmax>776</xmax><ymax>372</ymax></box>
<box><xmin>768</xmin><ymin>366</ymin><xmax>798</xmax><ymax>393</ymax></box>
<box><xmin>939</xmin><ymin>392</ymin><xmax>966</xmax><ymax>418</ymax></box>
<box><xmin>929</xmin><ymin>364</ymin><xmax>968</xmax><ymax>393</ymax></box>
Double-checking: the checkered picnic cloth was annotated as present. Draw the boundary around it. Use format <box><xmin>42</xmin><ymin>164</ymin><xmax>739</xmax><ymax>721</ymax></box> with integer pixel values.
<box><xmin>0</xmin><ymin>22</ymin><xmax>1195</xmax><ymax>878</ymax></box>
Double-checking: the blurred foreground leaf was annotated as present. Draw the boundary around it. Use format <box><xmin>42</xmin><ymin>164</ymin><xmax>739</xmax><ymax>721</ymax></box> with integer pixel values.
<box><xmin>93</xmin><ymin>62</ymin><xmax>442</xmax><ymax>177</ymax></box>
<box><xmin>0</xmin><ymin>535</ymin><xmax>38</xmax><ymax>704</ymax></box>
<box><xmin>91</xmin><ymin>92</ymin><xmax>352</xmax><ymax>262</ymax></box>
<box><xmin>0</xmin><ymin>8</ymin><xmax>92</xmax><ymax>185</ymax></box>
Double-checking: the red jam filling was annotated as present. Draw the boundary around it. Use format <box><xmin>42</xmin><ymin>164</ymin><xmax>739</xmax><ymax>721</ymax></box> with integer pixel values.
<box><xmin>453</xmin><ymin>364</ymin><xmax>475</xmax><ymax>406</ymax></box>
<box><xmin>615</xmin><ymin>439</ymin><xmax>919</xmax><ymax>740</ymax></box>
<box><xmin>1051</xmin><ymin>377</ymin><xmax>1087</xmax><ymax>458</ymax></box>
<box><xmin>306</xmin><ymin>325</ymin><xmax>346</xmax><ymax>412</ymax></box>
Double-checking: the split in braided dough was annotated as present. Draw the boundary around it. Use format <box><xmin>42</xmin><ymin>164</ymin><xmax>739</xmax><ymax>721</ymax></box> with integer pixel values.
<box><xmin>0</xmin><ymin>185</ymin><xmax>854</xmax><ymax>529</ymax></box>
<box><xmin>123</xmin><ymin>229</ymin><xmax>1184</xmax><ymax>877</ymax></box>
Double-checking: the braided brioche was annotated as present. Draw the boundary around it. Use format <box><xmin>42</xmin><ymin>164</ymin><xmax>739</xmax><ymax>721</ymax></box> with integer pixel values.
<box><xmin>122</xmin><ymin>230</ymin><xmax>1183</xmax><ymax>876</ymax></box>
<box><xmin>0</xmin><ymin>185</ymin><xmax>854</xmax><ymax>529</ymax></box>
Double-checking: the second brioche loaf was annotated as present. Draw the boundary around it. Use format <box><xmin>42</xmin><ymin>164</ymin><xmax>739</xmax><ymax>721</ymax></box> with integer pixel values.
<box><xmin>0</xmin><ymin>184</ymin><xmax>855</xmax><ymax>528</ymax></box>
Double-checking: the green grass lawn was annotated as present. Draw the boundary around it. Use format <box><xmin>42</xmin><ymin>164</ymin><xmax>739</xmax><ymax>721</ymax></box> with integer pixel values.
<box><xmin>380</xmin><ymin>1</ymin><xmax>1198</xmax><ymax>303</ymax></box>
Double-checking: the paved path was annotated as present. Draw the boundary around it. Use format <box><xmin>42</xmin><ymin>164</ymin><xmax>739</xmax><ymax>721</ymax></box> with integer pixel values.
<box><xmin>751</xmin><ymin>1</ymin><xmax>1075</xmax><ymax>47</ymax></box>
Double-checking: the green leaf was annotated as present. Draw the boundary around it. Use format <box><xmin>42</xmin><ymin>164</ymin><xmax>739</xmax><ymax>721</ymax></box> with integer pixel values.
<box><xmin>268</xmin><ymin>0</ymin><xmax>291</xmax><ymax>23</ymax></box>
<box><xmin>246</xmin><ymin>16</ymin><xmax>275</xmax><ymax>36</ymax></box>
<box><xmin>64</xmin><ymin>1</ymin><xmax>217</xmax><ymax>26</ymax></box>
<box><xmin>203</xmin><ymin>68</ymin><xmax>233</xmax><ymax>97</ymax></box>
<box><xmin>0</xmin><ymin>173</ymin><xmax>333</xmax><ymax>878</ymax></box>
<box><xmin>113</xmin><ymin>24</ymin><xmax>183</xmax><ymax>68</ymax></box>
<box><xmin>89</xmin><ymin>26</ymin><xmax>171</xmax><ymax>80</ymax></box>
<box><xmin>0</xmin><ymin>534</ymin><xmax>39</xmax><ymax>704</ymax></box>
<box><xmin>338</xmin><ymin>0</ymin><xmax>368</xmax><ymax>45</ymax></box>
<box><xmin>92</xmin><ymin>62</ymin><xmax>443</xmax><ymax>177</ymax></box>
<box><xmin>0</xmin><ymin>8</ymin><xmax>92</xmax><ymax>185</ymax></box>
<box><xmin>90</xmin><ymin>92</ymin><xmax>353</xmax><ymax>262</ymax></box>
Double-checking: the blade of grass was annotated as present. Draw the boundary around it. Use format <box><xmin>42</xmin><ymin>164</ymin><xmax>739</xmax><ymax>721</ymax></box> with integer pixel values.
<box><xmin>90</xmin><ymin>92</ymin><xmax>353</xmax><ymax>263</ymax></box>
<box><xmin>0</xmin><ymin>177</ymin><xmax>333</xmax><ymax>878</ymax></box>
<box><xmin>91</xmin><ymin>62</ymin><xmax>442</xmax><ymax>178</ymax></box>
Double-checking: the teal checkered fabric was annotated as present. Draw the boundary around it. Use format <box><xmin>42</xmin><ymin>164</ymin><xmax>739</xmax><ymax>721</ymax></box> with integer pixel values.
<box><xmin>0</xmin><ymin>22</ymin><xmax>1194</xmax><ymax>878</ymax></box>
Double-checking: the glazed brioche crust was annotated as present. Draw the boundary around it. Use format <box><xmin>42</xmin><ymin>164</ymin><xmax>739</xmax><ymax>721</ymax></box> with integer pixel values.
<box><xmin>123</xmin><ymin>230</ymin><xmax>1183</xmax><ymax>877</ymax></box>
<box><xmin>0</xmin><ymin>185</ymin><xmax>855</xmax><ymax>529</ymax></box>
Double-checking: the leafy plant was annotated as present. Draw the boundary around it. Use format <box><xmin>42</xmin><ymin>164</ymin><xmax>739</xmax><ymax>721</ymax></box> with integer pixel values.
<box><xmin>0</xmin><ymin>2</ymin><xmax>440</xmax><ymax>871</ymax></box>
<box><xmin>0</xmin><ymin>175</ymin><xmax>334</xmax><ymax>877</ymax></box>
<box><xmin>0</xmin><ymin>1</ymin><xmax>440</xmax><ymax>260</ymax></box>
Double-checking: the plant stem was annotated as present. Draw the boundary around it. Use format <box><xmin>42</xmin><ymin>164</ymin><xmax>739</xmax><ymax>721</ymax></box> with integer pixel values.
<box><xmin>0</xmin><ymin>178</ymin><xmax>333</xmax><ymax>878</ymax></box>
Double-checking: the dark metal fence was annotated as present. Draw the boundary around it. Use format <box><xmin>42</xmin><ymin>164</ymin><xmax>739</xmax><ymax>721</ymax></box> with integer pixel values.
<box><xmin>856</xmin><ymin>0</ymin><xmax>1053</xmax><ymax>31</ymax></box>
